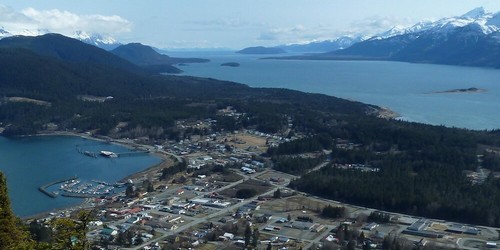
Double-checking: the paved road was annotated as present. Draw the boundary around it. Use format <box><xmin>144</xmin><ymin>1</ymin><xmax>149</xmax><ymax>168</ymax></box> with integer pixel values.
<box><xmin>126</xmin><ymin>171</ymin><xmax>276</xmax><ymax>250</ymax></box>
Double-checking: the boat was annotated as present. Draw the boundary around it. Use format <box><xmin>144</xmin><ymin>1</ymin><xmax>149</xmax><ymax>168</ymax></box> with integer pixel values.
<box><xmin>100</xmin><ymin>150</ymin><xmax>118</xmax><ymax>158</ymax></box>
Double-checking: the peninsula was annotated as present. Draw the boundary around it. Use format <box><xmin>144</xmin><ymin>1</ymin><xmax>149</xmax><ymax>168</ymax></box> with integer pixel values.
<box><xmin>427</xmin><ymin>87</ymin><xmax>486</xmax><ymax>94</ymax></box>
<box><xmin>236</xmin><ymin>46</ymin><xmax>286</xmax><ymax>54</ymax></box>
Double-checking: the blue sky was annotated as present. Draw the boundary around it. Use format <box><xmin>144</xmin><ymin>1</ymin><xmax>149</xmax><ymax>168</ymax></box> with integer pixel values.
<box><xmin>1</xmin><ymin>0</ymin><xmax>500</xmax><ymax>49</ymax></box>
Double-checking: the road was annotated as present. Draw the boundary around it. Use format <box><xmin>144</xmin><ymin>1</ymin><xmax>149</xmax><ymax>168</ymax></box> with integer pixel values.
<box><xmin>126</xmin><ymin>170</ymin><xmax>276</xmax><ymax>250</ymax></box>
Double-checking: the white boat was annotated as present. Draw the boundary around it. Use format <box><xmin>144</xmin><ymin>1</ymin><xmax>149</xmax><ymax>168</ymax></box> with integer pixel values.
<box><xmin>100</xmin><ymin>150</ymin><xmax>118</xmax><ymax>158</ymax></box>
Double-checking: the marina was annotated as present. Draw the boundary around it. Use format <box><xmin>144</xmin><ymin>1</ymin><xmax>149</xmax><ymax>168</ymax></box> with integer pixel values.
<box><xmin>57</xmin><ymin>178</ymin><xmax>118</xmax><ymax>197</ymax></box>
<box><xmin>38</xmin><ymin>176</ymin><xmax>78</xmax><ymax>198</ymax></box>
<box><xmin>77</xmin><ymin>145</ymin><xmax>149</xmax><ymax>158</ymax></box>
<box><xmin>0</xmin><ymin>135</ymin><xmax>163</xmax><ymax>217</ymax></box>
<box><xmin>39</xmin><ymin>177</ymin><xmax>119</xmax><ymax>199</ymax></box>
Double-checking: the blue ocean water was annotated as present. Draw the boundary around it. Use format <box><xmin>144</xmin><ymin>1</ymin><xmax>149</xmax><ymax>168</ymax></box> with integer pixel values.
<box><xmin>170</xmin><ymin>51</ymin><xmax>500</xmax><ymax>130</ymax></box>
<box><xmin>0</xmin><ymin>135</ymin><xmax>162</xmax><ymax>217</ymax></box>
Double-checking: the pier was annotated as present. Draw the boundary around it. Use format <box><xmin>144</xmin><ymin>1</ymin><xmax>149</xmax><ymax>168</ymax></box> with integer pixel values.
<box><xmin>115</xmin><ymin>150</ymin><xmax>150</xmax><ymax>157</ymax></box>
<box><xmin>76</xmin><ymin>146</ymin><xmax>98</xmax><ymax>158</ymax></box>
<box><xmin>38</xmin><ymin>176</ymin><xmax>78</xmax><ymax>198</ymax></box>
<box><xmin>61</xmin><ymin>193</ymin><xmax>95</xmax><ymax>198</ymax></box>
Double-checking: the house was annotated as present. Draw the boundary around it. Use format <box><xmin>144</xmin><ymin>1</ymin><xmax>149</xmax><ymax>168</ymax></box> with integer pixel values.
<box><xmin>89</xmin><ymin>220</ymin><xmax>103</xmax><ymax>227</ymax></box>
<box><xmin>291</xmin><ymin>221</ymin><xmax>314</xmax><ymax>230</ymax></box>
<box><xmin>126</xmin><ymin>216</ymin><xmax>141</xmax><ymax>224</ymax></box>
<box><xmin>142</xmin><ymin>233</ymin><xmax>154</xmax><ymax>239</ymax></box>
<box><xmin>101</xmin><ymin>228</ymin><xmax>118</xmax><ymax>236</ymax></box>
<box><xmin>218</xmin><ymin>232</ymin><xmax>235</xmax><ymax>241</ymax></box>
<box><xmin>234</xmin><ymin>239</ymin><xmax>246</xmax><ymax>245</ymax></box>
<box><xmin>276</xmin><ymin>217</ymin><xmax>288</xmax><ymax>223</ymax></box>
<box><xmin>324</xmin><ymin>234</ymin><xmax>338</xmax><ymax>242</ymax></box>
<box><xmin>164</xmin><ymin>223</ymin><xmax>178</xmax><ymax>231</ymax></box>
<box><xmin>278</xmin><ymin>237</ymin><xmax>290</xmax><ymax>243</ymax></box>
<box><xmin>137</xmin><ymin>212</ymin><xmax>152</xmax><ymax>220</ymax></box>
<box><xmin>241</xmin><ymin>167</ymin><xmax>256</xmax><ymax>174</ymax></box>
<box><xmin>363</xmin><ymin>222</ymin><xmax>379</xmax><ymax>231</ymax></box>
<box><xmin>255</xmin><ymin>214</ymin><xmax>273</xmax><ymax>223</ymax></box>
<box><xmin>170</xmin><ymin>208</ymin><xmax>186</xmax><ymax>214</ymax></box>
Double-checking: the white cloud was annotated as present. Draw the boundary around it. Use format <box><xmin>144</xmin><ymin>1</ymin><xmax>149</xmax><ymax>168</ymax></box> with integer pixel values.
<box><xmin>349</xmin><ymin>15</ymin><xmax>415</xmax><ymax>34</ymax></box>
<box><xmin>0</xmin><ymin>5</ymin><xmax>132</xmax><ymax>36</ymax></box>
<box><xmin>257</xmin><ymin>25</ymin><xmax>307</xmax><ymax>41</ymax></box>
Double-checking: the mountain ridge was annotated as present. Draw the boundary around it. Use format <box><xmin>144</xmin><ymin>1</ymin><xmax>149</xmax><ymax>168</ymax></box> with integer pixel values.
<box><xmin>0</xmin><ymin>33</ymin><xmax>145</xmax><ymax>74</ymax></box>
<box><xmin>111</xmin><ymin>43</ymin><xmax>209</xmax><ymax>74</ymax></box>
<box><xmin>270</xmin><ymin>7</ymin><xmax>500</xmax><ymax>68</ymax></box>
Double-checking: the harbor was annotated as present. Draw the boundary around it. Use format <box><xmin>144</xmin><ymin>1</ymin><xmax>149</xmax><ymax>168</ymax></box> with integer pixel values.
<box><xmin>76</xmin><ymin>146</ymin><xmax>150</xmax><ymax>158</ymax></box>
<box><xmin>37</xmin><ymin>143</ymin><xmax>153</xmax><ymax>200</ymax></box>
<box><xmin>38</xmin><ymin>176</ymin><xmax>78</xmax><ymax>198</ymax></box>
<box><xmin>39</xmin><ymin>177</ymin><xmax>123</xmax><ymax>199</ymax></box>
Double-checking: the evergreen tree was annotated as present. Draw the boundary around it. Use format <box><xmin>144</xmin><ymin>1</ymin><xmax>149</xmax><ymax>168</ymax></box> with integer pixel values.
<box><xmin>273</xmin><ymin>188</ymin><xmax>281</xmax><ymax>199</ymax></box>
<box><xmin>267</xmin><ymin>241</ymin><xmax>272</xmax><ymax>250</ymax></box>
<box><xmin>244</xmin><ymin>224</ymin><xmax>252</xmax><ymax>246</ymax></box>
<box><xmin>252</xmin><ymin>228</ymin><xmax>260</xmax><ymax>247</ymax></box>
<box><xmin>0</xmin><ymin>172</ymin><xmax>34</xmax><ymax>250</ymax></box>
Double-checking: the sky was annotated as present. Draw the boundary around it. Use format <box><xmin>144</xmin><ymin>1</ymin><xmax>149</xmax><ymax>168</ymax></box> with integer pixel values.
<box><xmin>1</xmin><ymin>0</ymin><xmax>500</xmax><ymax>49</ymax></box>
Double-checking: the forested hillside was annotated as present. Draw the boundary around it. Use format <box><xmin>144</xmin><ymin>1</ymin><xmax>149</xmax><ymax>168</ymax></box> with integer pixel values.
<box><xmin>3</xmin><ymin>34</ymin><xmax>500</xmax><ymax>227</ymax></box>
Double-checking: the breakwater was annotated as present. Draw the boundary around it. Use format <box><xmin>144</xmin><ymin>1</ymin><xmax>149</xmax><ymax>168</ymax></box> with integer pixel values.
<box><xmin>38</xmin><ymin>176</ymin><xmax>78</xmax><ymax>198</ymax></box>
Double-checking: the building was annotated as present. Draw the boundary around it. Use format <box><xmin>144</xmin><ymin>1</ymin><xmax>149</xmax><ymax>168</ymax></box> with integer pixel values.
<box><xmin>363</xmin><ymin>222</ymin><xmax>379</xmax><ymax>231</ymax></box>
<box><xmin>291</xmin><ymin>221</ymin><xmax>315</xmax><ymax>230</ymax></box>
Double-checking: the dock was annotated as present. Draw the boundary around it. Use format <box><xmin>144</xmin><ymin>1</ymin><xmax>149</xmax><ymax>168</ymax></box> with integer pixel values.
<box><xmin>115</xmin><ymin>150</ymin><xmax>150</xmax><ymax>157</ymax></box>
<box><xmin>61</xmin><ymin>193</ymin><xmax>95</xmax><ymax>198</ymax></box>
<box><xmin>76</xmin><ymin>146</ymin><xmax>98</xmax><ymax>158</ymax></box>
<box><xmin>38</xmin><ymin>176</ymin><xmax>78</xmax><ymax>198</ymax></box>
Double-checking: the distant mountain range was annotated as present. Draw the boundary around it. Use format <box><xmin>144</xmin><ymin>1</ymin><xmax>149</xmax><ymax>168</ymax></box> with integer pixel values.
<box><xmin>237</xmin><ymin>36</ymin><xmax>365</xmax><ymax>54</ymax></box>
<box><xmin>236</xmin><ymin>46</ymin><xmax>286</xmax><ymax>54</ymax></box>
<box><xmin>0</xmin><ymin>27</ymin><xmax>121</xmax><ymax>50</ymax></box>
<box><xmin>111</xmin><ymin>43</ymin><xmax>209</xmax><ymax>73</ymax></box>
<box><xmin>0</xmin><ymin>34</ymin><xmax>209</xmax><ymax>75</ymax></box>
<box><xmin>275</xmin><ymin>7</ymin><xmax>500</xmax><ymax>68</ymax></box>
<box><xmin>0</xmin><ymin>34</ymin><xmax>141</xmax><ymax>73</ymax></box>
<box><xmin>277</xmin><ymin>36</ymin><xmax>365</xmax><ymax>53</ymax></box>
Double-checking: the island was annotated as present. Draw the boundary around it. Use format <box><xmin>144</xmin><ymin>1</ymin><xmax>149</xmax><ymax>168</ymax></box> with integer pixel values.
<box><xmin>427</xmin><ymin>87</ymin><xmax>486</xmax><ymax>94</ymax></box>
<box><xmin>236</xmin><ymin>46</ymin><xmax>286</xmax><ymax>54</ymax></box>
<box><xmin>220</xmin><ymin>62</ymin><xmax>240</xmax><ymax>67</ymax></box>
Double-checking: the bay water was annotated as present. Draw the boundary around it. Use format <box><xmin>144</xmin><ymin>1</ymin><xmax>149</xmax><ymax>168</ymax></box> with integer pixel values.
<box><xmin>0</xmin><ymin>135</ymin><xmax>161</xmax><ymax>217</ymax></box>
<box><xmin>3</xmin><ymin>51</ymin><xmax>500</xmax><ymax>217</ymax></box>
<box><xmin>171</xmin><ymin>51</ymin><xmax>500</xmax><ymax>130</ymax></box>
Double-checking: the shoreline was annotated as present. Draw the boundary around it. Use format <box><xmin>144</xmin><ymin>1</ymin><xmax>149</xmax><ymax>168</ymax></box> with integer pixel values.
<box><xmin>426</xmin><ymin>87</ymin><xmax>487</xmax><ymax>94</ymax></box>
<box><xmin>16</xmin><ymin>131</ymin><xmax>175</xmax><ymax>220</ymax></box>
<box><xmin>367</xmin><ymin>106</ymin><xmax>400</xmax><ymax>120</ymax></box>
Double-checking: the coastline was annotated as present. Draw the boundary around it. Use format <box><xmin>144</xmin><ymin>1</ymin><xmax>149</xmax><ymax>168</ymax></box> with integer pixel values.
<box><xmin>16</xmin><ymin>131</ymin><xmax>175</xmax><ymax>220</ymax></box>
<box><xmin>426</xmin><ymin>87</ymin><xmax>487</xmax><ymax>94</ymax></box>
<box><xmin>368</xmin><ymin>106</ymin><xmax>400</xmax><ymax>120</ymax></box>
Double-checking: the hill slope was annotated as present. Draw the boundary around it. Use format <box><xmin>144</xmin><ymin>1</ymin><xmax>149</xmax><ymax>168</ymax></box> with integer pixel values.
<box><xmin>0</xmin><ymin>34</ymin><xmax>144</xmax><ymax>73</ymax></box>
<box><xmin>111</xmin><ymin>43</ymin><xmax>209</xmax><ymax>73</ymax></box>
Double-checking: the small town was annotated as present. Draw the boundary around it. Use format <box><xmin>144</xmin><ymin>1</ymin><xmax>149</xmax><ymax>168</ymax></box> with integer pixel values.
<box><xmin>2</xmin><ymin>2</ymin><xmax>500</xmax><ymax>250</ymax></box>
<box><xmin>25</xmin><ymin>108</ymin><xmax>500</xmax><ymax>250</ymax></box>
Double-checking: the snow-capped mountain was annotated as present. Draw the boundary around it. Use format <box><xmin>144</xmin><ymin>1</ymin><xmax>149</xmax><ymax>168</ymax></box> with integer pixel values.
<box><xmin>0</xmin><ymin>27</ymin><xmax>10</xmax><ymax>39</ymax></box>
<box><xmin>314</xmin><ymin>7</ymin><xmax>500</xmax><ymax>68</ymax></box>
<box><xmin>278</xmin><ymin>7</ymin><xmax>500</xmax><ymax>53</ymax></box>
<box><xmin>368</xmin><ymin>7</ymin><xmax>499</xmax><ymax>41</ymax></box>
<box><xmin>277</xmin><ymin>35</ymin><xmax>366</xmax><ymax>53</ymax></box>
<box><xmin>0</xmin><ymin>27</ymin><xmax>120</xmax><ymax>50</ymax></box>
<box><xmin>72</xmin><ymin>31</ymin><xmax>121</xmax><ymax>50</ymax></box>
